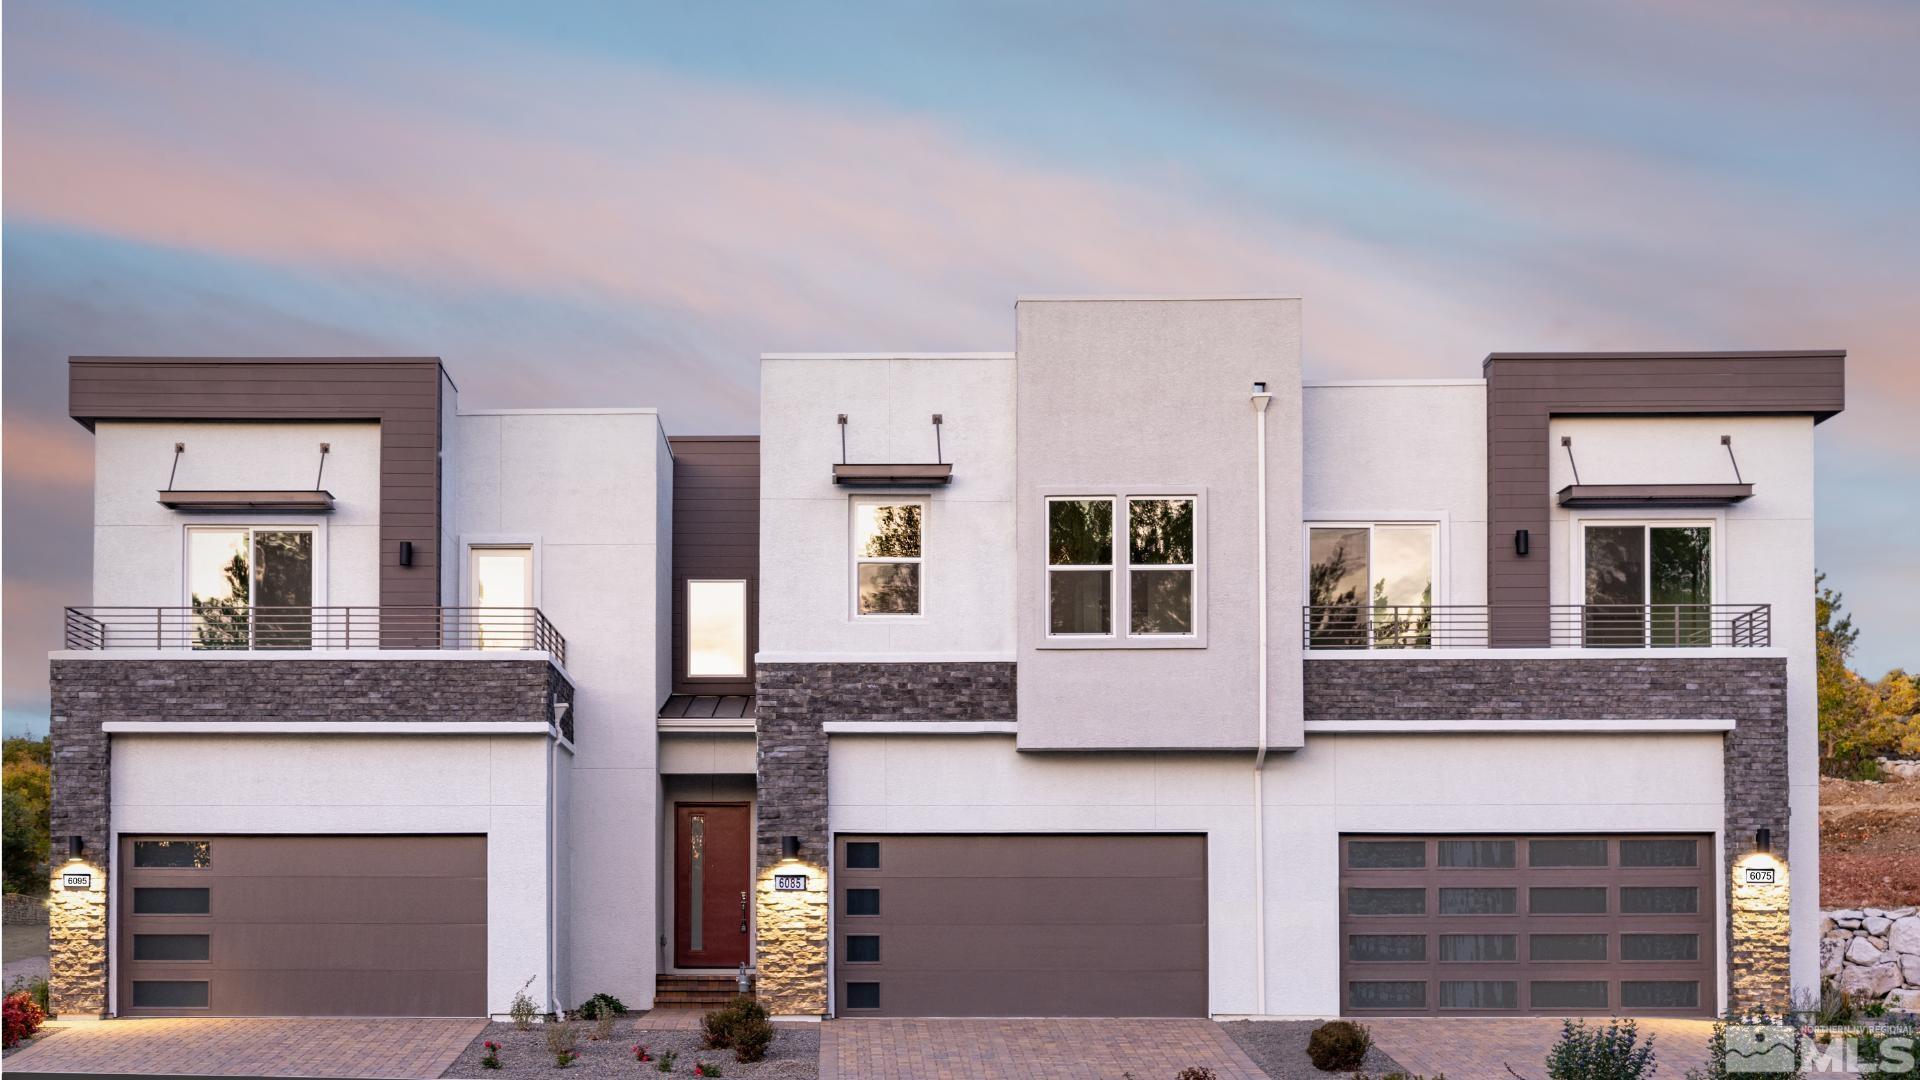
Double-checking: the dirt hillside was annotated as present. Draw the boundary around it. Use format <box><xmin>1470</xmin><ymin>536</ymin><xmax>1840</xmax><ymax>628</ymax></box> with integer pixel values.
<box><xmin>1820</xmin><ymin>773</ymin><xmax>1920</xmax><ymax>907</ymax></box>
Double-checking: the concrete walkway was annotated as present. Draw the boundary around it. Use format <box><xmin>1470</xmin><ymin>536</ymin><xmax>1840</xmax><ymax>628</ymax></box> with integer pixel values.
<box><xmin>821</xmin><ymin>1017</ymin><xmax>1268</xmax><ymax>1079</ymax></box>
<box><xmin>1</xmin><ymin>1016</ymin><xmax>485</xmax><ymax>1078</ymax></box>
<box><xmin>1366</xmin><ymin>1017</ymin><xmax>1717</xmax><ymax>1080</ymax></box>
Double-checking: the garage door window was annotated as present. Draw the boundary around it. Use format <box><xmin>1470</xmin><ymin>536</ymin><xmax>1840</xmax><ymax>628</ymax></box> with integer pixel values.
<box><xmin>845</xmin><ymin>888</ymin><xmax>880</xmax><ymax>916</ymax></box>
<box><xmin>1531</xmin><ymin>934</ymin><xmax>1608</xmax><ymax>962</ymax></box>
<box><xmin>1439</xmin><ymin>840</ymin><xmax>1514</xmax><ymax>868</ymax></box>
<box><xmin>846</xmin><ymin>935</ymin><xmax>880</xmax><ymax>964</ymax></box>
<box><xmin>1350</xmin><ymin>840</ymin><xmax>1425</xmax><ymax>868</ymax></box>
<box><xmin>1351</xmin><ymin>981</ymin><xmax>1425</xmax><ymax>1009</ymax></box>
<box><xmin>1530</xmin><ymin>838</ymin><xmax>1607</xmax><ymax>866</ymax></box>
<box><xmin>1351</xmin><ymin>934</ymin><xmax>1425</xmax><ymax>962</ymax></box>
<box><xmin>134</xmin><ymin>887</ymin><xmax>209</xmax><ymax>915</ymax></box>
<box><xmin>1439</xmin><ymin>934</ymin><xmax>1516</xmax><ymax>962</ymax></box>
<box><xmin>1349</xmin><ymin>888</ymin><xmax>1424</xmax><ymax>916</ymax></box>
<box><xmin>1621</xmin><ymin>839</ymin><xmax>1698</xmax><ymax>867</ymax></box>
<box><xmin>134</xmin><ymin>934</ymin><xmax>210</xmax><ymax>961</ymax></box>
<box><xmin>1533</xmin><ymin>981</ymin><xmax>1608</xmax><ymax>1009</ymax></box>
<box><xmin>1622</xmin><ymin>887</ymin><xmax>1698</xmax><ymax>914</ymax></box>
<box><xmin>1531</xmin><ymin>887</ymin><xmax>1608</xmax><ymax>915</ymax></box>
<box><xmin>845</xmin><ymin>982</ymin><xmax>880</xmax><ymax>1010</ymax></box>
<box><xmin>1623</xmin><ymin>934</ymin><xmax>1699</xmax><ymax>961</ymax></box>
<box><xmin>134</xmin><ymin>840</ymin><xmax>210</xmax><ymax>868</ymax></box>
<box><xmin>1439</xmin><ymin>887</ymin><xmax>1516</xmax><ymax>915</ymax></box>
<box><xmin>1441</xmin><ymin>980</ymin><xmax>1517</xmax><ymax>1010</ymax></box>
<box><xmin>132</xmin><ymin>981</ymin><xmax>209</xmax><ymax>1008</ymax></box>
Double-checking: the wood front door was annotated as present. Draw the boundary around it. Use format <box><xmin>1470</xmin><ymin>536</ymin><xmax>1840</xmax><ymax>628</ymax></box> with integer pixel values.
<box><xmin>674</xmin><ymin>804</ymin><xmax>752</xmax><ymax>969</ymax></box>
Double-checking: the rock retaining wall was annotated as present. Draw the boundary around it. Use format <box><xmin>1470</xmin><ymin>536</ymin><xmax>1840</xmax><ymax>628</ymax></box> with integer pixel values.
<box><xmin>1821</xmin><ymin>906</ymin><xmax>1920</xmax><ymax>1014</ymax></box>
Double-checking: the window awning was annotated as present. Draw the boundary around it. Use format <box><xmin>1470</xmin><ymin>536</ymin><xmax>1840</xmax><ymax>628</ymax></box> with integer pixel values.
<box><xmin>157</xmin><ymin>490</ymin><xmax>336</xmax><ymax>512</ymax></box>
<box><xmin>1556</xmin><ymin>483</ymin><xmax>1753</xmax><ymax>508</ymax></box>
<box><xmin>831</xmin><ymin>463</ymin><xmax>953</xmax><ymax>488</ymax></box>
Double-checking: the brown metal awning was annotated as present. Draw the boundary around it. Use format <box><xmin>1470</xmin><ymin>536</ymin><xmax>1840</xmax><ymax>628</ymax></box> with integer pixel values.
<box><xmin>832</xmin><ymin>463</ymin><xmax>953</xmax><ymax>487</ymax></box>
<box><xmin>158</xmin><ymin>490</ymin><xmax>336</xmax><ymax>512</ymax></box>
<box><xmin>1556</xmin><ymin>483</ymin><xmax>1753</xmax><ymax>508</ymax></box>
<box><xmin>658</xmin><ymin>694</ymin><xmax>755</xmax><ymax>720</ymax></box>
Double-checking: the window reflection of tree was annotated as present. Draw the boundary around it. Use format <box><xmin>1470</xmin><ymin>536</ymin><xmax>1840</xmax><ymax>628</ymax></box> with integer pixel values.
<box><xmin>1048</xmin><ymin>500</ymin><xmax>1112</xmax><ymax>564</ymax></box>
<box><xmin>1309</xmin><ymin>533</ymin><xmax>1366</xmax><ymax>647</ymax></box>
<box><xmin>862</xmin><ymin>506</ymin><xmax>921</xmax><ymax>558</ymax></box>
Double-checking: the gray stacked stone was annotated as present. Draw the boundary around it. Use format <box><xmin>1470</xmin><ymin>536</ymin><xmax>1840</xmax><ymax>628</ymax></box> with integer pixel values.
<box><xmin>1821</xmin><ymin>907</ymin><xmax>1920</xmax><ymax>1013</ymax></box>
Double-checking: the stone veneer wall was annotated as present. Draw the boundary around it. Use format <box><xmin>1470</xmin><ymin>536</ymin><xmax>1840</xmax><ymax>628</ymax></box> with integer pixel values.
<box><xmin>753</xmin><ymin>661</ymin><xmax>1016</xmax><ymax>1016</ymax></box>
<box><xmin>46</xmin><ymin>657</ymin><xmax>568</xmax><ymax>1018</ymax></box>
<box><xmin>1307</xmin><ymin>654</ymin><xmax>1792</xmax><ymax>1011</ymax></box>
<box><xmin>1821</xmin><ymin>906</ymin><xmax>1920</xmax><ymax>1013</ymax></box>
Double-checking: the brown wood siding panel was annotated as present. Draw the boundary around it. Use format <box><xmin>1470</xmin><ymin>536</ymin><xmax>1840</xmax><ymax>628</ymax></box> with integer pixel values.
<box><xmin>118</xmin><ymin>834</ymin><xmax>485</xmax><ymax>1017</ymax></box>
<box><xmin>70</xmin><ymin>358</ymin><xmax>446</xmax><ymax>616</ymax></box>
<box><xmin>834</xmin><ymin>834</ymin><xmax>1208</xmax><ymax>1017</ymax></box>
<box><xmin>668</xmin><ymin>436</ymin><xmax>760</xmax><ymax>697</ymax></box>
<box><xmin>1482</xmin><ymin>352</ymin><xmax>1843</xmax><ymax>645</ymax></box>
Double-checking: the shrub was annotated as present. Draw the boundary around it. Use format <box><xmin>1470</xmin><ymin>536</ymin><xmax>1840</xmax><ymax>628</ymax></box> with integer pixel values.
<box><xmin>480</xmin><ymin>1040</ymin><xmax>502</xmax><ymax>1070</ymax></box>
<box><xmin>3</xmin><ymin>990</ymin><xmax>47</xmax><ymax>1050</ymax></box>
<box><xmin>656</xmin><ymin>1049</ymin><xmax>679</xmax><ymax>1072</ymax></box>
<box><xmin>578</xmin><ymin>992</ymin><xmax>628</xmax><ymax>1020</ymax></box>
<box><xmin>1544</xmin><ymin>1018</ymin><xmax>1656</xmax><ymax>1080</ymax></box>
<box><xmin>545</xmin><ymin>1019</ymin><xmax>580</xmax><ymax>1066</ymax></box>
<box><xmin>1793</xmin><ymin>980</ymin><xmax>1854</xmax><ymax>1027</ymax></box>
<box><xmin>510</xmin><ymin>976</ymin><xmax>540</xmax><ymax>1031</ymax></box>
<box><xmin>729</xmin><ymin>1012</ymin><xmax>774</xmax><ymax>1063</ymax></box>
<box><xmin>1176</xmin><ymin>1069</ymin><xmax>1219</xmax><ymax>1080</ymax></box>
<box><xmin>701</xmin><ymin>995</ymin><xmax>770</xmax><ymax>1054</ymax></box>
<box><xmin>1307</xmin><ymin>1020</ymin><xmax>1373</xmax><ymax>1072</ymax></box>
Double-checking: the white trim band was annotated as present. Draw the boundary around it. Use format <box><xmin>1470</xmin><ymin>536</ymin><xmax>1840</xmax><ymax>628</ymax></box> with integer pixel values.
<box><xmin>103</xmin><ymin>721</ymin><xmax>560</xmax><ymax>736</ymax></box>
<box><xmin>1305</xmin><ymin>719</ymin><xmax>1736</xmax><ymax>734</ymax></box>
<box><xmin>756</xmin><ymin>651</ymin><xmax>1016</xmax><ymax>664</ymax></box>
<box><xmin>823</xmin><ymin>721</ymin><xmax>1017</xmax><ymax>735</ymax></box>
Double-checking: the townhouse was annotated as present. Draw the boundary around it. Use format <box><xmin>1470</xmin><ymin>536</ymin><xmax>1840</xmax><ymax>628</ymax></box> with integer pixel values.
<box><xmin>46</xmin><ymin>297</ymin><xmax>1842</xmax><ymax>1022</ymax></box>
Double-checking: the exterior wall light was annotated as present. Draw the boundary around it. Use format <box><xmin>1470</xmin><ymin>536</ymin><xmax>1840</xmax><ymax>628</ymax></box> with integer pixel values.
<box><xmin>1756</xmin><ymin>827</ymin><xmax>1771</xmax><ymax>853</ymax></box>
<box><xmin>781</xmin><ymin>835</ymin><xmax>801</xmax><ymax>861</ymax></box>
<box><xmin>399</xmin><ymin>540</ymin><xmax>414</xmax><ymax>567</ymax></box>
<box><xmin>69</xmin><ymin>835</ymin><xmax>84</xmax><ymax>859</ymax></box>
<box><xmin>1514</xmin><ymin>529</ymin><xmax>1530</xmax><ymax>557</ymax></box>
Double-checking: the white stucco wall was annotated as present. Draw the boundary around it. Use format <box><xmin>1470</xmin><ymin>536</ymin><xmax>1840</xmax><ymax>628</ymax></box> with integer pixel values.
<box><xmin>1548</xmin><ymin>414</ymin><xmax>1820</xmax><ymax>993</ymax></box>
<box><xmin>91</xmin><ymin>421</ymin><xmax>382</xmax><ymax>612</ymax></box>
<box><xmin>758</xmin><ymin>355</ymin><xmax>1016</xmax><ymax>659</ymax></box>
<box><xmin>830</xmin><ymin>730</ymin><xmax>1728</xmax><ymax>1017</ymax></box>
<box><xmin>1303</xmin><ymin>382</ymin><xmax>1488</xmax><ymax>605</ymax></box>
<box><xmin>450</xmin><ymin>408</ymin><xmax>669</xmax><ymax>1007</ymax></box>
<box><xmin>110</xmin><ymin>732</ymin><xmax>557</xmax><ymax>1016</ymax></box>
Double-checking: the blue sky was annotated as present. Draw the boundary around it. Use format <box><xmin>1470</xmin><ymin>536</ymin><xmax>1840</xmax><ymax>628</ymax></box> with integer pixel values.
<box><xmin>4</xmin><ymin>1</ymin><xmax>1916</xmax><ymax>735</ymax></box>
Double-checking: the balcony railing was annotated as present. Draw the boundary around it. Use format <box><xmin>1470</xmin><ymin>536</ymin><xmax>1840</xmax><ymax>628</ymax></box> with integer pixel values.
<box><xmin>64</xmin><ymin>606</ymin><xmax>568</xmax><ymax>665</ymax></box>
<box><xmin>1302</xmin><ymin>603</ymin><xmax>1770</xmax><ymax>650</ymax></box>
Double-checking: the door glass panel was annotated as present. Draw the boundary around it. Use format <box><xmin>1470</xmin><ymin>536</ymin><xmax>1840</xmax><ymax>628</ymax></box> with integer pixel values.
<box><xmin>1440</xmin><ymin>981</ymin><xmax>1517</xmax><ymax>1009</ymax></box>
<box><xmin>1371</xmin><ymin>525</ymin><xmax>1435</xmax><ymax>648</ymax></box>
<box><xmin>133</xmin><ymin>888</ymin><xmax>210</xmax><ymax>915</ymax></box>
<box><xmin>132</xmin><ymin>981</ymin><xmax>209</xmax><ymax>1008</ymax></box>
<box><xmin>688</xmin><ymin>814</ymin><xmax>705</xmax><ymax>951</ymax></box>
<box><xmin>134</xmin><ymin>934</ymin><xmax>210</xmax><ymax>961</ymax></box>
<box><xmin>1530</xmin><ymin>887</ymin><xmax>1608</xmax><ymax>915</ymax></box>
<box><xmin>1650</xmin><ymin>527</ymin><xmax>1712</xmax><ymax>645</ymax></box>
<box><xmin>1351</xmin><ymin>934</ymin><xmax>1426</xmax><ymax>962</ymax></box>
<box><xmin>687</xmin><ymin>581</ymin><xmax>748</xmax><ymax>678</ymax></box>
<box><xmin>189</xmin><ymin>529</ymin><xmax>251</xmax><ymax>649</ymax></box>
<box><xmin>844</xmin><ymin>842</ymin><xmax>880</xmax><ymax>869</ymax></box>
<box><xmin>1622</xmin><ymin>981</ymin><xmax>1699</xmax><ymax>1008</ymax></box>
<box><xmin>1530</xmin><ymin>838</ymin><xmax>1608</xmax><ymax>866</ymax></box>
<box><xmin>1439</xmin><ymin>840</ymin><xmax>1515</xmax><ymax>868</ymax></box>
<box><xmin>1623</xmin><ymin>934</ymin><xmax>1699</xmax><ymax>961</ymax></box>
<box><xmin>1349</xmin><ymin>840</ymin><xmax>1425</xmax><ymax>869</ymax></box>
<box><xmin>1531</xmin><ymin>934</ymin><xmax>1608</xmax><ymax>962</ymax></box>
<box><xmin>1532</xmin><ymin>981</ymin><xmax>1608</xmax><ymax>1008</ymax></box>
<box><xmin>1350</xmin><ymin>981</ymin><xmax>1426</xmax><ymax>1009</ymax></box>
<box><xmin>133</xmin><ymin>840</ymin><xmax>210</xmax><ymax>869</ymax></box>
<box><xmin>1584</xmin><ymin>525</ymin><xmax>1646</xmax><ymax>646</ymax></box>
<box><xmin>1621</xmin><ymin>839</ymin><xmax>1697</xmax><ymax>867</ymax></box>
<box><xmin>251</xmin><ymin>531</ymin><xmax>313</xmax><ymax>648</ymax></box>
<box><xmin>1439</xmin><ymin>887</ymin><xmax>1517</xmax><ymax>915</ymax></box>
<box><xmin>1622</xmin><ymin>887</ymin><xmax>1698</xmax><ymax>914</ymax></box>
<box><xmin>845</xmin><ymin>982</ymin><xmax>880</xmax><ymax>1009</ymax></box>
<box><xmin>1439</xmin><ymin>934</ymin><xmax>1517</xmax><ymax>962</ymax></box>
<box><xmin>846</xmin><ymin>935</ymin><xmax>880</xmax><ymax>963</ymax></box>
<box><xmin>845</xmin><ymin>888</ymin><xmax>880</xmax><ymax>916</ymax></box>
<box><xmin>1309</xmin><ymin>527</ymin><xmax>1370</xmax><ymax>647</ymax></box>
<box><xmin>472</xmin><ymin>548</ymin><xmax>532</xmax><ymax>648</ymax></box>
<box><xmin>1349</xmin><ymin>888</ymin><xmax>1425</xmax><ymax>916</ymax></box>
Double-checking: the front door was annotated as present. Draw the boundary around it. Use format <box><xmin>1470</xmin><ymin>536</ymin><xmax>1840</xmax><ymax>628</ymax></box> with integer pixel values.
<box><xmin>674</xmin><ymin>804</ymin><xmax>752</xmax><ymax>969</ymax></box>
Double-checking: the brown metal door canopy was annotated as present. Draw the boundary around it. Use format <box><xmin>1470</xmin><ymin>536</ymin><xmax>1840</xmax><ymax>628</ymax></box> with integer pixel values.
<box><xmin>1554</xmin><ymin>434</ymin><xmax>1753</xmax><ymax>507</ymax></box>
<box><xmin>830</xmin><ymin>413</ymin><xmax>953</xmax><ymax>487</ymax></box>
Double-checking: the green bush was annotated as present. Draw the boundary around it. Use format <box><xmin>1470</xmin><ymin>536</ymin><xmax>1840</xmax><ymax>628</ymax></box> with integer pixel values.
<box><xmin>701</xmin><ymin>995</ymin><xmax>773</xmax><ymax>1063</ymax></box>
<box><xmin>576</xmin><ymin>992</ymin><xmax>628</xmax><ymax>1019</ymax></box>
<box><xmin>1306</xmin><ymin>1020</ymin><xmax>1372</xmax><ymax>1072</ymax></box>
<box><xmin>1545</xmin><ymin>1018</ymin><xmax>1656</xmax><ymax>1080</ymax></box>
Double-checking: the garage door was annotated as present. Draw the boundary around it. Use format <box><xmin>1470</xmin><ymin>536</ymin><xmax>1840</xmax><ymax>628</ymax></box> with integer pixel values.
<box><xmin>1339</xmin><ymin>834</ymin><xmax>1714</xmax><ymax>1017</ymax></box>
<box><xmin>833</xmin><ymin>834</ymin><xmax>1207</xmax><ymax>1017</ymax></box>
<box><xmin>118</xmin><ymin>835</ymin><xmax>486</xmax><ymax>1016</ymax></box>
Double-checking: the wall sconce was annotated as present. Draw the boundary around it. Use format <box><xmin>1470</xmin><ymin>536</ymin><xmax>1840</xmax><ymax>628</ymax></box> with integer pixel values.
<box><xmin>1756</xmin><ymin>827</ymin><xmax>1771</xmax><ymax>854</ymax></box>
<box><xmin>398</xmin><ymin>541</ymin><xmax>413</xmax><ymax>567</ymax></box>
<box><xmin>1514</xmin><ymin>529</ymin><xmax>1530</xmax><ymax>557</ymax></box>
<box><xmin>781</xmin><ymin>835</ymin><xmax>801</xmax><ymax>861</ymax></box>
<box><xmin>69</xmin><ymin>835</ymin><xmax>85</xmax><ymax>859</ymax></box>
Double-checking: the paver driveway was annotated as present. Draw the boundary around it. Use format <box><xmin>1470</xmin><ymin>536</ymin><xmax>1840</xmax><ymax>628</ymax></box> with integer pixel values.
<box><xmin>821</xmin><ymin>1018</ymin><xmax>1267</xmax><ymax>1079</ymax></box>
<box><xmin>1</xmin><ymin>1016</ymin><xmax>485</xmax><ymax>1078</ymax></box>
<box><xmin>1366</xmin><ymin>1017</ymin><xmax>1717</xmax><ymax>1080</ymax></box>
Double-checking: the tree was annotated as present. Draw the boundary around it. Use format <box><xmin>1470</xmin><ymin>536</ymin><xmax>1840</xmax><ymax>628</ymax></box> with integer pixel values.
<box><xmin>1816</xmin><ymin>573</ymin><xmax>1920</xmax><ymax>778</ymax></box>
<box><xmin>2</xmin><ymin>736</ymin><xmax>52</xmax><ymax>894</ymax></box>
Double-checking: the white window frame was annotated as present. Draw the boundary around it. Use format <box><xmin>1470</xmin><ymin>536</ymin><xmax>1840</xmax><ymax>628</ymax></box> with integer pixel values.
<box><xmin>685</xmin><ymin>577</ymin><xmax>750</xmax><ymax>680</ymax></box>
<box><xmin>849</xmin><ymin>497</ymin><xmax>927</xmax><ymax>620</ymax></box>
<box><xmin>1569</xmin><ymin>516</ymin><xmax>1723</xmax><ymax>648</ymax></box>
<box><xmin>180</xmin><ymin>521</ymin><xmax>328</xmax><ymax>649</ymax></box>
<box><xmin>1040</xmin><ymin>488</ymin><xmax>1207</xmax><ymax>649</ymax></box>
<box><xmin>1302</xmin><ymin>519</ymin><xmax>1445</xmax><ymax>648</ymax></box>
<box><xmin>462</xmin><ymin>538</ymin><xmax>541</xmax><ymax>653</ymax></box>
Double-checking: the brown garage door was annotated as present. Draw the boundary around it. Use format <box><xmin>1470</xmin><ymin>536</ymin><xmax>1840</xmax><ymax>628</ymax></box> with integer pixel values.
<box><xmin>118</xmin><ymin>835</ymin><xmax>486</xmax><ymax>1016</ymax></box>
<box><xmin>832</xmin><ymin>834</ymin><xmax>1207</xmax><ymax>1017</ymax></box>
<box><xmin>1339</xmin><ymin>834</ymin><xmax>1714</xmax><ymax>1017</ymax></box>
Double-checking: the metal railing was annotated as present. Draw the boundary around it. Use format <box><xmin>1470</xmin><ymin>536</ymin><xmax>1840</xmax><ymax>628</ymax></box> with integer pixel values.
<box><xmin>63</xmin><ymin>606</ymin><xmax>567</xmax><ymax>665</ymax></box>
<box><xmin>1302</xmin><ymin>603</ymin><xmax>1770</xmax><ymax>650</ymax></box>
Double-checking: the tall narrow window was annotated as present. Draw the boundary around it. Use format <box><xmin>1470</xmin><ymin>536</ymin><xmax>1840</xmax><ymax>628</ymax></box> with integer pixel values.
<box><xmin>1128</xmin><ymin>497</ymin><xmax>1194</xmax><ymax>635</ymax></box>
<box><xmin>852</xmin><ymin>500</ymin><xmax>923</xmax><ymax>616</ymax></box>
<box><xmin>687</xmin><ymin>580</ymin><xmax>748</xmax><ymax>678</ymax></box>
<box><xmin>1582</xmin><ymin>523</ymin><xmax>1711</xmax><ymax>646</ymax></box>
<box><xmin>1307</xmin><ymin>523</ymin><xmax>1436</xmax><ymax>648</ymax></box>
<box><xmin>470</xmin><ymin>546</ymin><xmax>534</xmax><ymax>649</ymax></box>
<box><xmin>188</xmin><ymin>527</ymin><xmax>314</xmax><ymax>649</ymax></box>
<box><xmin>1047</xmin><ymin>498</ymin><xmax>1114</xmax><ymax>635</ymax></box>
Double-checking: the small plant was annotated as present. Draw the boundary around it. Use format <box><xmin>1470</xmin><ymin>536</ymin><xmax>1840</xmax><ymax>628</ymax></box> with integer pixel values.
<box><xmin>1176</xmin><ymin>1068</ymin><xmax>1219</xmax><ymax>1080</ymax></box>
<box><xmin>633</xmin><ymin>1043</ymin><xmax>653</xmax><ymax>1063</ymax></box>
<box><xmin>511</xmin><ymin>976</ymin><xmax>541</xmax><ymax>1031</ymax></box>
<box><xmin>1862</xmin><ymin>1000</ymin><xmax>1888</xmax><ymax>1019</ymax></box>
<box><xmin>700</xmin><ymin>994</ymin><xmax>773</xmax><ymax>1063</ymax></box>
<box><xmin>4</xmin><ymin>977</ymin><xmax>49</xmax><ymax>1017</ymax></box>
<box><xmin>1792</xmin><ymin>979</ymin><xmax>1855</xmax><ymax>1027</ymax></box>
<box><xmin>1542</xmin><ymin>1018</ymin><xmax>1656</xmax><ymax>1080</ymax></box>
<box><xmin>656</xmin><ymin>1048</ymin><xmax>679</xmax><ymax>1072</ymax></box>
<box><xmin>592</xmin><ymin>1008</ymin><xmax>619</xmax><ymax>1041</ymax></box>
<box><xmin>694</xmin><ymin>1061</ymin><xmax>724</xmax><ymax>1077</ymax></box>
<box><xmin>481</xmin><ymin>1040</ymin><xmax>503</xmax><ymax>1070</ymax></box>
<box><xmin>545</xmin><ymin>1020</ymin><xmax>580</xmax><ymax>1067</ymax></box>
<box><xmin>579</xmin><ymin>992</ymin><xmax>630</xmax><ymax>1020</ymax></box>
<box><xmin>1307</xmin><ymin>1020</ymin><xmax>1373</xmax><ymax>1072</ymax></box>
<box><xmin>2</xmin><ymin>990</ymin><xmax>47</xmax><ymax>1050</ymax></box>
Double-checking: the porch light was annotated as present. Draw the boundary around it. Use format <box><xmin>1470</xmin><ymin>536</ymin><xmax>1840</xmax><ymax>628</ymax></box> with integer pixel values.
<box><xmin>1514</xmin><ymin>529</ymin><xmax>1530</xmax><ymax>557</ymax></box>
<box><xmin>781</xmin><ymin>835</ymin><xmax>801</xmax><ymax>861</ymax></box>
<box><xmin>1756</xmin><ymin>827</ymin><xmax>1771</xmax><ymax>853</ymax></box>
<box><xmin>69</xmin><ymin>835</ymin><xmax>84</xmax><ymax>859</ymax></box>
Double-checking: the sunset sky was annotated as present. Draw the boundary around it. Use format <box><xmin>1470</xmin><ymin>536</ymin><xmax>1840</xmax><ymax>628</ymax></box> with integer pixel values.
<box><xmin>4</xmin><ymin>1</ymin><xmax>1915</xmax><ymax>735</ymax></box>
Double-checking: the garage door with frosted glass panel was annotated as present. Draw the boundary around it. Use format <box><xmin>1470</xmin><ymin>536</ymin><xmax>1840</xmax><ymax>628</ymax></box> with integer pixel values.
<box><xmin>118</xmin><ymin>835</ymin><xmax>486</xmax><ymax>1016</ymax></box>
<box><xmin>1340</xmin><ymin>834</ymin><xmax>1713</xmax><ymax>1016</ymax></box>
<box><xmin>833</xmin><ymin>834</ymin><xmax>1207</xmax><ymax>1017</ymax></box>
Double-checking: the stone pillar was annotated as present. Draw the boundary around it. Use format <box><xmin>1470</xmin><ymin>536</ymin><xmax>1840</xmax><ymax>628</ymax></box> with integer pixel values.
<box><xmin>47</xmin><ymin>863</ymin><xmax>109</xmax><ymax>1018</ymax></box>
<box><xmin>47</xmin><ymin>665</ymin><xmax>112</xmax><ymax>1018</ymax></box>
<box><xmin>1722</xmin><ymin>661</ymin><xmax>1791</xmax><ymax>1014</ymax></box>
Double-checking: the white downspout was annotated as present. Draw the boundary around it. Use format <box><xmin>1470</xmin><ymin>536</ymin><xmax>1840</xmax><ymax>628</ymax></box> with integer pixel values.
<box><xmin>1250</xmin><ymin>383</ymin><xmax>1274</xmax><ymax>1017</ymax></box>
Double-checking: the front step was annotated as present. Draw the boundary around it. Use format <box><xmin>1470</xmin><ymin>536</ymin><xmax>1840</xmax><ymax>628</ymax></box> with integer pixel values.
<box><xmin>655</xmin><ymin>973</ymin><xmax>754</xmax><ymax>1008</ymax></box>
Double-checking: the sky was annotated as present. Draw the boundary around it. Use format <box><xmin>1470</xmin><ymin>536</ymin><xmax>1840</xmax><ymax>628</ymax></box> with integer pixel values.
<box><xmin>3</xmin><ymin>1</ymin><xmax>1916</xmax><ymax>737</ymax></box>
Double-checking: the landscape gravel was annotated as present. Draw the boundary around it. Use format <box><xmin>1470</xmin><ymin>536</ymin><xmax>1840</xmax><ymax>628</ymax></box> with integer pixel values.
<box><xmin>1220</xmin><ymin>1020</ymin><xmax>1407</xmax><ymax>1080</ymax></box>
<box><xmin>442</xmin><ymin>1021</ymin><xmax>818</xmax><ymax>1080</ymax></box>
